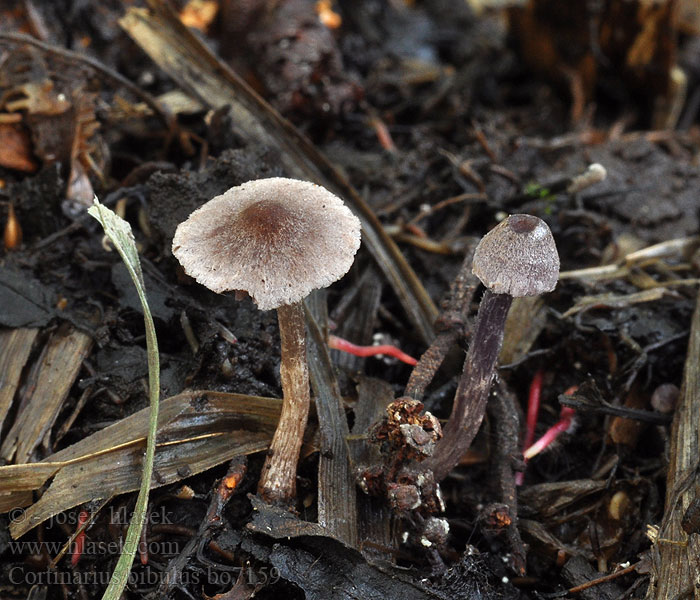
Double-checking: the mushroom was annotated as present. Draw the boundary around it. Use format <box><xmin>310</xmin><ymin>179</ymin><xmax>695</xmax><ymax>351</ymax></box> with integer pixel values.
<box><xmin>172</xmin><ymin>177</ymin><xmax>361</xmax><ymax>507</ymax></box>
<box><xmin>426</xmin><ymin>214</ymin><xmax>559</xmax><ymax>481</ymax></box>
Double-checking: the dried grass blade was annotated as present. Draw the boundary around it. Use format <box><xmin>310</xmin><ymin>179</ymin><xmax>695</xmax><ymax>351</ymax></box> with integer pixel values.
<box><xmin>4</xmin><ymin>391</ymin><xmax>280</xmax><ymax>538</ymax></box>
<box><xmin>305</xmin><ymin>297</ymin><xmax>357</xmax><ymax>547</ymax></box>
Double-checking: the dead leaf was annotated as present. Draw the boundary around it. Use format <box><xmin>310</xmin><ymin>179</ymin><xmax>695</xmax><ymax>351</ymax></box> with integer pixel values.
<box><xmin>0</xmin><ymin>122</ymin><xmax>37</xmax><ymax>171</ymax></box>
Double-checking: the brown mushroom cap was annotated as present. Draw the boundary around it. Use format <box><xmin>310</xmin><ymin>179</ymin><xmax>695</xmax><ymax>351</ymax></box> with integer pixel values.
<box><xmin>172</xmin><ymin>178</ymin><xmax>361</xmax><ymax>310</ymax></box>
<box><xmin>472</xmin><ymin>214</ymin><xmax>559</xmax><ymax>297</ymax></box>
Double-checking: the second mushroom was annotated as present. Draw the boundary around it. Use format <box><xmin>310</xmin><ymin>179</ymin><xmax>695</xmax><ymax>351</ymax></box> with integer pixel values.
<box><xmin>172</xmin><ymin>177</ymin><xmax>361</xmax><ymax>508</ymax></box>
<box><xmin>426</xmin><ymin>214</ymin><xmax>560</xmax><ymax>480</ymax></box>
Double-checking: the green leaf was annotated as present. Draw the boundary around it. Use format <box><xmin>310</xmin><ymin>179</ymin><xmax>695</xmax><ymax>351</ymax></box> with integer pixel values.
<box><xmin>88</xmin><ymin>197</ymin><xmax>160</xmax><ymax>600</ymax></box>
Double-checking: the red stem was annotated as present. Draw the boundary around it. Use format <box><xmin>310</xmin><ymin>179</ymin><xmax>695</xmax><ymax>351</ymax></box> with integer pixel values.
<box><xmin>70</xmin><ymin>510</ymin><xmax>89</xmax><ymax>567</ymax></box>
<box><xmin>328</xmin><ymin>334</ymin><xmax>417</xmax><ymax>366</ymax></box>
<box><xmin>517</xmin><ymin>384</ymin><xmax>578</xmax><ymax>485</ymax></box>
<box><xmin>523</xmin><ymin>407</ymin><xmax>576</xmax><ymax>460</ymax></box>
<box><xmin>515</xmin><ymin>369</ymin><xmax>544</xmax><ymax>486</ymax></box>
<box><xmin>523</xmin><ymin>369</ymin><xmax>544</xmax><ymax>451</ymax></box>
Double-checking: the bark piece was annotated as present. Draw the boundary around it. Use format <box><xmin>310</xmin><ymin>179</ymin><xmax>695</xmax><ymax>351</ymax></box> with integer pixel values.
<box><xmin>1</xmin><ymin>327</ymin><xmax>92</xmax><ymax>463</ymax></box>
<box><xmin>648</xmin><ymin>288</ymin><xmax>700</xmax><ymax>598</ymax></box>
<box><xmin>0</xmin><ymin>327</ymin><xmax>38</xmax><ymax>431</ymax></box>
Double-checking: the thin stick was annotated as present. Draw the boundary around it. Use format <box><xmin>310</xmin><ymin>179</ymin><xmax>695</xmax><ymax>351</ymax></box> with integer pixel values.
<box><xmin>405</xmin><ymin>247</ymin><xmax>478</xmax><ymax>400</ymax></box>
<box><xmin>488</xmin><ymin>382</ymin><xmax>526</xmax><ymax>574</ymax></box>
<box><xmin>568</xmin><ymin>561</ymin><xmax>637</xmax><ymax>593</ymax></box>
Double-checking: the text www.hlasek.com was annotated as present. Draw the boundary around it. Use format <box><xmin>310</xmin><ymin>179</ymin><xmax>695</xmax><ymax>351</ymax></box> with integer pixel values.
<box><xmin>9</xmin><ymin>538</ymin><xmax>181</xmax><ymax>559</ymax></box>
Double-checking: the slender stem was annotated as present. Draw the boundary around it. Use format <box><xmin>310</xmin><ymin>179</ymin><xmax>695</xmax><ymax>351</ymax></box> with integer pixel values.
<box><xmin>523</xmin><ymin>407</ymin><xmax>575</xmax><ymax>460</ymax></box>
<box><xmin>404</xmin><ymin>330</ymin><xmax>459</xmax><ymax>399</ymax></box>
<box><xmin>257</xmin><ymin>301</ymin><xmax>310</xmax><ymax>507</ymax></box>
<box><xmin>328</xmin><ymin>334</ymin><xmax>418</xmax><ymax>365</ymax></box>
<box><xmin>516</xmin><ymin>369</ymin><xmax>544</xmax><ymax>486</ymax></box>
<box><xmin>523</xmin><ymin>369</ymin><xmax>544</xmax><ymax>451</ymax></box>
<box><xmin>426</xmin><ymin>290</ymin><xmax>512</xmax><ymax>481</ymax></box>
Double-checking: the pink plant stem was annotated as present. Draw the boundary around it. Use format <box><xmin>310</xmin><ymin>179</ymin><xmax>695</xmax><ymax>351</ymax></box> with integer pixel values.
<box><xmin>515</xmin><ymin>370</ymin><xmax>544</xmax><ymax>486</ymax></box>
<box><xmin>523</xmin><ymin>407</ymin><xmax>575</xmax><ymax>460</ymax></box>
<box><xmin>327</xmin><ymin>334</ymin><xmax>418</xmax><ymax>366</ymax></box>
<box><xmin>523</xmin><ymin>369</ymin><xmax>544</xmax><ymax>451</ymax></box>
<box><xmin>369</xmin><ymin>115</ymin><xmax>397</xmax><ymax>153</ymax></box>
<box><xmin>517</xmin><ymin>384</ymin><xmax>578</xmax><ymax>485</ymax></box>
<box><xmin>70</xmin><ymin>510</ymin><xmax>89</xmax><ymax>567</ymax></box>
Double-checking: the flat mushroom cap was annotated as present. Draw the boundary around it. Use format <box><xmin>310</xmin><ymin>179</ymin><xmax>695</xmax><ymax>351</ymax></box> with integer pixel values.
<box><xmin>172</xmin><ymin>177</ymin><xmax>361</xmax><ymax>310</ymax></box>
<box><xmin>472</xmin><ymin>214</ymin><xmax>559</xmax><ymax>297</ymax></box>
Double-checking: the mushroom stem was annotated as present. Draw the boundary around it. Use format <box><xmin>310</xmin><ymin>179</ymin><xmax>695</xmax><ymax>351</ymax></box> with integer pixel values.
<box><xmin>426</xmin><ymin>290</ymin><xmax>512</xmax><ymax>481</ymax></box>
<box><xmin>257</xmin><ymin>301</ymin><xmax>310</xmax><ymax>507</ymax></box>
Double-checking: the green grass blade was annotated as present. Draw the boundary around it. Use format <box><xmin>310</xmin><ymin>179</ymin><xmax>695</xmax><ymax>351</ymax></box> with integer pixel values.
<box><xmin>88</xmin><ymin>198</ymin><xmax>160</xmax><ymax>599</ymax></box>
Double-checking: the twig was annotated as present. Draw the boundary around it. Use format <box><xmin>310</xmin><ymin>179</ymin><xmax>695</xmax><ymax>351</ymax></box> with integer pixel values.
<box><xmin>0</xmin><ymin>32</ymin><xmax>177</xmax><ymax>138</ymax></box>
<box><xmin>157</xmin><ymin>457</ymin><xmax>247</xmax><ymax>597</ymax></box>
<box><xmin>405</xmin><ymin>246</ymin><xmax>478</xmax><ymax>400</ymax></box>
<box><xmin>487</xmin><ymin>380</ymin><xmax>526</xmax><ymax>574</ymax></box>
<box><xmin>568</xmin><ymin>561</ymin><xmax>638</xmax><ymax>594</ymax></box>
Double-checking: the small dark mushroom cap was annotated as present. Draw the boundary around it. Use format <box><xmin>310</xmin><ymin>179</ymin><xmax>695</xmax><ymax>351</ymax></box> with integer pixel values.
<box><xmin>472</xmin><ymin>214</ymin><xmax>559</xmax><ymax>297</ymax></box>
<box><xmin>172</xmin><ymin>177</ymin><xmax>361</xmax><ymax>310</ymax></box>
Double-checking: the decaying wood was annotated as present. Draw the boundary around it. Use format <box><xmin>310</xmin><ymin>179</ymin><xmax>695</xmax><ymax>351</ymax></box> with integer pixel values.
<box><xmin>561</xmin><ymin>554</ymin><xmax>624</xmax><ymax>600</ymax></box>
<box><xmin>246</xmin><ymin>496</ymin><xmax>439</xmax><ymax>600</ymax></box>
<box><xmin>0</xmin><ymin>326</ymin><xmax>92</xmax><ymax>464</ymax></box>
<box><xmin>0</xmin><ymin>327</ymin><xmax>38</xmax><ymax>431</ymax></box>
<box><xmin>519</xmin><ymin>479</ymin><xmax>607</xmax><ymax>520</ymax></box>
<box><xmin>519</xmin><ymin>518</ymin><xmax>595</xmax><ymax>562</ymax></box>
<box><xmin>648</xmin><ymin>288</ymin><xmax>700</xmax><ymax>599</ymax></box>
<box><xmin>119</xmin><ymin>0</ymin><xmax>438</xmax><ymax>345</ymax></box>
<box><xmin>0</xmin><ymin>31</ymin><xmax>176</xmax><ymax>135</ymax></box>
<box><xmin>306</xmin><ymin>296</ymin><xmax>358</xmax><ymax>548</ymax></box>
<box><xmin>351</xmin><ymin>377</ymin><xmax>396</xmax><ymax>558</ymax></box>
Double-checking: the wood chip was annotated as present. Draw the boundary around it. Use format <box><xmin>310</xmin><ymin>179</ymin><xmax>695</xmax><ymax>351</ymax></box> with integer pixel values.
<box><xmin>0</xmin><ymin>327</ymin><xmax>38</xmax><ymax>431</ymax></box>
<box><xmin>1</xmin><ymin>327</ymin><xmax>92</xmax><ymax>463</ymax></box>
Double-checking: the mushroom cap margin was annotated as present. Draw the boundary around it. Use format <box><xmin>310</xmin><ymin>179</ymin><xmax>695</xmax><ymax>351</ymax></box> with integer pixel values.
<box><xmin>172</xmin><ymin>177</ymin><xmax>362</xmax><ymax>310</ymax></box>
